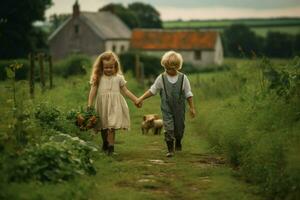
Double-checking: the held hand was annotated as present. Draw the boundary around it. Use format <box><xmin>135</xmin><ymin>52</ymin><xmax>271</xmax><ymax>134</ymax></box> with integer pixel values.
<box><xmin>189</xmin><ymin>107</ymin><xmax>196</xmax><ymax>118</ymax></box>
<box><xmin>135</xmin><ymin>97</ymin><xmax>143</xmax><ymax>108</ymax></box>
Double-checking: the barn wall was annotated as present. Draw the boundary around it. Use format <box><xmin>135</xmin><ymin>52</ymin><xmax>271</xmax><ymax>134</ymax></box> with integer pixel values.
<box><xmin>49</xmin><ymin>17</ymin><xmax>105</xmax><ymax>60</ymax></box>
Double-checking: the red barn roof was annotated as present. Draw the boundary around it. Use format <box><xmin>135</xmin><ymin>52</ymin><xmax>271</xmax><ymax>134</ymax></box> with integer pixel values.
<box><xmin>131</xmin><ymin>29</ymin><xmax>218</xmax><ymax>50</ymax></box>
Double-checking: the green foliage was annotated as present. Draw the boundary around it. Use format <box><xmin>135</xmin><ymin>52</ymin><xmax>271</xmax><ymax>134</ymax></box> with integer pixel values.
<box><xmin>54</xmin><ymin>54</ymin><xmax>91</xmax><ymax>78</ymax></box>
<box><xmin>223</xmin><ymin>24</ymin><xmax>264</xmax><ymax>57</ymax></box>
<box><xmin>66</xmin><ymin>107</ymin><xmax>99</xmax><ymax>131</ymax></box>
<box><xmin>4</xmin><ymin>62</ymin><xmax>31</xmax><ymax>146</ymax></box>
<box><xmin>49</xmin><ymin>13</ymin><xmax>71</xmax><ymax>33</ymax></box>
<box><xmin>119</xmin><ymin>52</ymin><xmax>161</xmax><ymax>77</ymax></box>
<box><xmin>99</xmin><ymin>2</ymin><xmax>162</xmax><ymax>29</ymax></box>
<box><xmin>99</xmin><ymin>3</ymin><xmax>139</xmax><ymax>29</ymax></box>
<box><xmin>0</xmin><ymin>59</ymin><xmax>29</xmax><ymax>80</ymax></box>
<box><xmin>163</xmin><ymin>18</ymin><xmax>300</xmax><ymax>29</ymax></box>
<box><xmin>34</xmin><ymin>102</ymin><xmax>69</xmax><ymax>133</ymax></box>
<box><xmin>0</xmin><ymin>0</ymin><xmax>53</xmax><ymax>59</ymax></box>
<box><xmin>200</xmin><ymin>58</ymin><xmax>300</xmax><ymax>199</ymax></box>
<box><xmin>264</xmin><ymin>32</ymin><xmax>294</xmax><ymax>58</ymax></box>
<box><xmin>35</xmin><ymin>103</ymin><xmax>60</xmax><ymax>126</ymax></box>
<box><xmin>128</xmin><ymin>2</ymin><xmax>162</xmax><ymax>28</ymax></box>
<box><xmin>9</xmin><ymin>133</ymin><xmax>97</xmax><ymax>182</ymax></box>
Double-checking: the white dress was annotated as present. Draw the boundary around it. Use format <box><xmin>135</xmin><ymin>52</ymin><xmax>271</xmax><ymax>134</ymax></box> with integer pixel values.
<box><xmin>94</xmin><ymin>74</ymin><xmax>130</xmax><ymax>130</ymax></box>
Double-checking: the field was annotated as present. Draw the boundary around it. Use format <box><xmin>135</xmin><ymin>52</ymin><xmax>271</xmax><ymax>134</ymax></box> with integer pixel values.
<box><xmin>0</xmin><ymin>57</ymin><xmax>299</xmax><ymax>200</ymax></box>
<box><xmin>163</xmin><ymin>18</ymin><xmax>300</xmax><ymax>37</ymax></box>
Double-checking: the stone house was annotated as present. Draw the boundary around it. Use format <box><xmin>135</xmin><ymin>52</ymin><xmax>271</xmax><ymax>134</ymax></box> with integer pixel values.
<box><xmin>130</xmin><ymin>29</ymin><xmax>223</xmax><ymax>66</ymax></box>
<box><xmin>48</xmin><ymin>2</ymin><xmax>131</xmax><ymax>60</ymax></box>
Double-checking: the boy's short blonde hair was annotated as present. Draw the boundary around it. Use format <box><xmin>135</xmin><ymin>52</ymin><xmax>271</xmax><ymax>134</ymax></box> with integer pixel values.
<box><xmin>161</xmin><ymin>50</ymin><xmax>183</xmax><ymax>70</ymax></box>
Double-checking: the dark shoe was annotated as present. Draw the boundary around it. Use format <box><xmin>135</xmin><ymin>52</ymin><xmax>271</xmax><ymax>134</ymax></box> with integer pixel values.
<box><xmin>166</xmin><ymin>141</ymin><xmax>174</xmax><ymax>157</ymax></box>
<box><xmin>107</xmin><ymin>145</ymin><xmax>114</xmax><ymax>156</ymax></box>
<box><xmin>175</xmin><ymin>140</ymin><xmax>182</xmax><ymax>151</ymax></box>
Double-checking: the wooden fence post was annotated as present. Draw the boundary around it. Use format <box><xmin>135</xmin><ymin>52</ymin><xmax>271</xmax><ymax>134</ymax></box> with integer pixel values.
<box><xmin>135</xmin><ymin>54</ymin><xmax>140</xmax><ymax>81</ymax></box>
<box><xmin>140</xmin><ymin>63</ymin><xmax>145</xmax><ymax>87</ymax></box>
<box><xmin>38</xmin><ymin>53</ymin><xmax>45</xmax><ymax>92</ymax></box>
<box><xmin>48</xmin><ymin>54</ymin><xmax>53</xmax><ymax>89</ymax></box>
<box><xmin>29</xmin><ymin>53</ymin><xmax>35</xmax><ymax>98</ymax></box>
<box><xmin>196</xmin><ymin>74</ymin><xmax>200</xmax><ymax>87</ymax></box>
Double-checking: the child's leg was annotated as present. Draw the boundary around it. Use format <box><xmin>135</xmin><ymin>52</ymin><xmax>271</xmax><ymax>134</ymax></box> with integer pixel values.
<box><xmin>174</xmin><ymin>117</ymin><xmax>185</xmax><ymax>151</ymax></box>
<box><xmin>107</xmin><ymin>129</ymin><xmax>116</xmax><ymax>155</ymax></box>
<box><xmin>165</xmin><ymin>130</ymin><xmax>175</xmax><ymax>157</ymax></box>
<box><xmin>107</xmin><ymin>129</ymin><xmax>115</xmax><ymax>145</ymax></box>
<box><xmin>100</xmin><ymin>129</ymin><xmax>108</xmax><ymax>152</ymax></box>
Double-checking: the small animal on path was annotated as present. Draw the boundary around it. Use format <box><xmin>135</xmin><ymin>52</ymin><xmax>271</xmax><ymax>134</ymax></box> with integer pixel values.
<box><xmin>141</xmin><ymin>114</ymin><xmax>163</xmax><ymax>135</ymax></box>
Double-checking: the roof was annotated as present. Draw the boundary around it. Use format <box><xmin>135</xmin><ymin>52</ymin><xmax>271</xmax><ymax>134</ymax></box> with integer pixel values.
<box><xmin>131</xmin><ymin>29</ymin><xmax>219</xmax><ymax>50</ymax></box>
<box><xmin>81</xmin><ymin>11</ymin><xmax>131</xmax><ymax>39</ymax></box>
<box><xmin>49</xmin><ymin>11</ymin><xmax>131</xmax><ymax>41</ymax></box>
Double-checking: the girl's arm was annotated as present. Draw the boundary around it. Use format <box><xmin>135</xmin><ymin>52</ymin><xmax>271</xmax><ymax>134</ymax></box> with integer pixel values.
<box><xmin>121</xmin><ymin>85</ymin><xmax>138</xmax><ymax>103</ymax></box>
<box><xmin>88</xmin><ymin>85</ymin><xmax>97</xmax><ymax>107</ymax></box>
<box><xmin>187</xmin><ymin>96</ymin><xmax>196</xmax><ymax>118</ymax></box>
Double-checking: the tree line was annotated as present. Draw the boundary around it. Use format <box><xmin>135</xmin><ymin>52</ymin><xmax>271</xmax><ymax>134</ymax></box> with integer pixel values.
<box><xmin>222</xmin><ymin>24</ymin><xmax>300</xmax><ymax>58</ymax></box>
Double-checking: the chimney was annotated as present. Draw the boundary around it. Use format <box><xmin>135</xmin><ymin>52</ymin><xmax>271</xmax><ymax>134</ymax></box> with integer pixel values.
<box><xmin>73</xmin><ymin>0</ymin><xmax>80</xmax><ymax>17</ymax></box>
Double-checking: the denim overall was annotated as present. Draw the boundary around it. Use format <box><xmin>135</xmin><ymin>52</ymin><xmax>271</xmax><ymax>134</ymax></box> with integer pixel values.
<box><xmin>160</xmin><ymin>72</ymin><xmax>186</xmax><ymax>143</ymax></box>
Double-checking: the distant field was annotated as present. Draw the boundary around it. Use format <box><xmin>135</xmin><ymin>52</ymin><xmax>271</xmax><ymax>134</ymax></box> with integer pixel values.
<box><xmin>163</xmin><ymin>18</ymin><xmax>300</xmax><ymax>37</ymax></box>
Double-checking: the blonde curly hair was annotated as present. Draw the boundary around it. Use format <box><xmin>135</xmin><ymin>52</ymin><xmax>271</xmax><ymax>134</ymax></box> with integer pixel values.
<box><xmin>161</xmin><ymin>50</ymin><xmax>183</xmax><ymax>70</ymax></box>
<box><xmin>90</xmin><ymin>51</ymin><xmax>122</xmax><ymax>86</ymax></box>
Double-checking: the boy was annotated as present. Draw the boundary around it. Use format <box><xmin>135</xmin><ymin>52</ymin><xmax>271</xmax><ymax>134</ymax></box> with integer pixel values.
<box><xmin>136</xmin><ymin>51</ymin><xmax>196</xmax><ymax>157</ymax></box>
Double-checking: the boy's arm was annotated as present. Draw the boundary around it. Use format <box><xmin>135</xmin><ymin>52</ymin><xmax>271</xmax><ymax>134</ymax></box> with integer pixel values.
<box><xmin>187</xmin><ymin>96</ymin><xmax>196</xmax><ymax>118</ymax></box>
<box><xmin>139</xmin><ymin>90</ymin><xmax>154</xmax><ymax>102</ymax></box>
<box><xmin>88</xmin><ymin>85</ymin><xmax>97</xmax><ymax>107</ymax></box>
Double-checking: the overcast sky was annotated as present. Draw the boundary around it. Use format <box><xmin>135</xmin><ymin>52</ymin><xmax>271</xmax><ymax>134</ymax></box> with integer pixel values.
<box><xmin>46</xmin><ymin>0</ymin><xmax>300</xmax><ymax>20</ymax></box>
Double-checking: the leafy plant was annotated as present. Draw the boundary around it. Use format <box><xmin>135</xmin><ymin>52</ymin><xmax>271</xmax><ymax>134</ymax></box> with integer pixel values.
<box><xmin>5</xmin><ymin>62</ymin><xmax>29</xmax><ymax>146</ymax></box>
<box><xmin>34</xmin><ymin>102</ymin><xmax>66</xmax><ymax>132</ymax></box>
<box><xmin>9</xmin><ymin>133</ymin><xmax>97</xmax><ymax>183</ymax></box>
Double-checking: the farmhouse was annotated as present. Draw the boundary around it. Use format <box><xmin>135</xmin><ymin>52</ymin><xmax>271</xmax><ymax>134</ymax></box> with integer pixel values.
<box><xmin>48</xmin><ymin>1</ymin><xmax>131</xmax><ymax>60</ymax></box>
<box><xmin>130</xmin><ymin>29</ymin><xmax>223</xmax><ymax>66</ymax></box>
<box><xmin>49</xmin><ymin>2</ymin><xmax>223</xmax><ymax>66</ymax></box>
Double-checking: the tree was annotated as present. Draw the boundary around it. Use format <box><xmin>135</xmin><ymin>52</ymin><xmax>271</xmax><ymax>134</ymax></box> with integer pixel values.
<box><xmin>99</xmin><ymin>3</ymin><xmax>139</xmax><ymax>29</ymax></box>
<box><xmin>128</xmin><ymin>2</ymin><xmax>162</xmax><ymax>28</ymax></box>
<box><xmin>49</xmin><ymin>14</ymin><xmax>70</xmax><ymax>33</ymax></box>
<box><xmin>264</xmin><ymin>32</ymin><xmax>294</xmax><ymax>58</ymax></box>
<box><xmin>0</xmin><ymin>0</ymin><xmax>52</xmax><ymax>59</ymax></box>
<box><xmin>223</xmin><ymin>24</ymin><xmax>263</xmax><ymax>57</ymax></box>
<box><xmin>99</xmin><ymin>2</ymin><xmax>162</xmax><ymax>29</ymax></box>
<box><xmin>293</xmin><ymin>33</ymin><xmax>300</xmax><ymax>56</ymax></box>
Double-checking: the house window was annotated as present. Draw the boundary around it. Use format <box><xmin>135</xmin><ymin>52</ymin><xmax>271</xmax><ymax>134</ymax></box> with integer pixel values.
<box><xmin>74</xmin><ymin>24</ymin><xmax>79</xmax><ymax>34</ymax></box>
<box><xmin>120</xmin><ymin>45</ymin><xmax>125</xmax><ymax>52</ymax></box>
<box><xmin>112</xmin><ymin>45</ymin><xmax>116</xmax><ymax>52</ymax></box>
<box><xmin>194</xmin><ymin>50</ymin><xmax>202</xmax><ymax>60</ymax></box>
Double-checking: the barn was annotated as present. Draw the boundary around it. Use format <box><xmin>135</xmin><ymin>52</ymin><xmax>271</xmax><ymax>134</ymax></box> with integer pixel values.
<box><xmin>130</xmin><ymin>29</ymin><xmax>224</xmax><ymax>66</ymax></box>
<box><xmin>48</xmin><ymin>1</ymin><xmax>131</xmax><ymax>60</ymax></box>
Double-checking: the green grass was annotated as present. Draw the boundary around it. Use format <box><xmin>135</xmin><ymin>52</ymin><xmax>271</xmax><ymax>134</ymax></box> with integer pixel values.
<box><xmin>0</xmin><ymin>68</ymin><xmax>264</xmax><ymax>200</ymax></box>
<box><xmin>163</xmin><ymin>18</ymin><xmax>300</xmax><ymax>28</ymax></box>
<box><xmin>163</xmin><ymin>18</ymin><xmax>300</xmax><ymax>37</ymax></box>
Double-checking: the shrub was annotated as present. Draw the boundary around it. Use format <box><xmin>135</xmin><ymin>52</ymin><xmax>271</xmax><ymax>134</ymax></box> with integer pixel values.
<box><xmin>54</xmin><ymin>54</ymin><xmax>91</xmax><ymax>78</ymax></box>
<box><xmin>34</xmin><ymin>102</ymin><xmax>69</xmax><ymax>133</ymax></box>
<box><xmin>119</xmin><ymin>52</ymin><xmax>161</xmax><ymax>77</ymax></box>
<box><xmin>201</xmin><ymin>57</ymin><xmax>300</xmax><ymax>199</ymax></box>
<box><xmin>0</xmin><ymin>59</ymin><xmax>29</xmax><ymax>81</ymax></box>
<box><xmin>35</xmin><ymin>103</ymin><xmax>61</xmax><ymax>126</ymax></box>
<box><xmin>9</xmin><ymin>133</ymin><xmax>97</xmax><ymax>182</ymax></box>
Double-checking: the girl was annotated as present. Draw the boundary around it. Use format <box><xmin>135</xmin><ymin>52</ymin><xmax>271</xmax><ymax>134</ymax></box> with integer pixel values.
<box><xmin>88</xmin><ymin>51</ymin><xmax>138</xmax><ymax>155</ymax></box>
<box><xmin>136</xmin><ymin>50</ymin><xmax>196</xmax><ymax>157</ymax></box>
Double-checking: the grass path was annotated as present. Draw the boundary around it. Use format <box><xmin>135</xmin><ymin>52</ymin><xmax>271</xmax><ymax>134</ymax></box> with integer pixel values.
<box><xmin>1</xmin><ymin>77</ymin><xmax>263</xmax><ymax>200</ymax></box>
<box><xmin>87</xmin><ymin>128</ymin><xmax>262</xmax><ymax>200</ymax></box>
